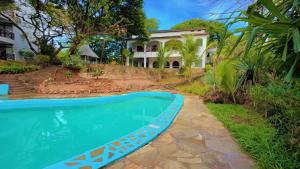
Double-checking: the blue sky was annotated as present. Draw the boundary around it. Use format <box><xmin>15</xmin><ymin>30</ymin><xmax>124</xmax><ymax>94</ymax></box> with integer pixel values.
<box><xmin>144</xmin><ymin>0</ymin><xmax>254</xmax><ymax>30</ymax></box>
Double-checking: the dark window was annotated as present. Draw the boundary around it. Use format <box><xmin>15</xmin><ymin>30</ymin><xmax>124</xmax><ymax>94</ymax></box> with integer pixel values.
<box><xmin>151</xmin><ymin>45</ymin><xmax>158</xmax><ymax>52</ymax></box>
<box><xmin>172</xmin><ymin>61</ymin><xmax>180</xmax><ymax>68</ymax></box>
<box><xmin>153</xmin><ymin>61</ymin><xmax>159</xmax><ymax>68</ymax></box>
<box><xmin>137</xmin><ymin>45</ymin><xmax>144</xmax><ymax>52</ymax></box>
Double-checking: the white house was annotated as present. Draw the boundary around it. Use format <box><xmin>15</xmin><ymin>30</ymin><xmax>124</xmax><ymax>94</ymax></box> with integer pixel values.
<box><xmin>0</xmin><ymin>9</ymin><xmax>38</xmax><ymax>61</ymax></box>
<box><xmin>126</xmin><ymin>29</ymin><xmax>208</xmax><ymax>69</ymax></box>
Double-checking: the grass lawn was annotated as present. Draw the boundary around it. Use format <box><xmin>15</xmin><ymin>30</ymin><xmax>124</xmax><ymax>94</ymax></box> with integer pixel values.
<box><xmin>207</xmin><ymin>103</ymin><xmax>299</xmax><ymax>169</ymax></box>
<box><xmin>176</xmin><ymin>81</ymin><xmax>211</xmax><ymax>96</ymax></box>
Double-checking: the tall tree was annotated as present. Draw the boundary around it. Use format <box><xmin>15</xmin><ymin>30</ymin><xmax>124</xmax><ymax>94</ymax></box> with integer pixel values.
<box><xmin>172</xmin><ymin>19</ymin><xmax>227</xmax><ymax>43</ymax></box>
<box><xmin>66</xmin><ymin>0</ymin><xmax>148</xmax><ymax>54</ymax></box>
<box><xmin>180</xmin><ymin>36</ymin><xmax>201</xmax><ymax>77</ymax></box>
<box><xmin>16</xmin><ymin>0</ymin><xmax>69</xmax><ymax>57</ymax></box>
<box><xmin>145</xmin><ymin>18</ymin><xmax>159</xmax><ymax>31</ymax></box>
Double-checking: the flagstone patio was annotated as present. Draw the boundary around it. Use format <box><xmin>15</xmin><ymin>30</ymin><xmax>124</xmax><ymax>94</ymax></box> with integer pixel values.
<box><xmin>105</xmin><ymin>96</ymin><xmax>255</xmax><ymax>169</ymax></box>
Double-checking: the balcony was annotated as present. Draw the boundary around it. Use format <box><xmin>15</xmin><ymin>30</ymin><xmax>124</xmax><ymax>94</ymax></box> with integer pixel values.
<box><xmin>0</xmin><ymin>29</ymin><xmax>14</xmax><ymax>40</ymax></box>
<box><xmin>133</xmin><ymin>51</ymin><xmax>181</xmax><ymax>58</ymax></box>
<box><xmin>133</xmin><ymin>52</ymin><xmax>157</xmax><ymax>58</ymax></box>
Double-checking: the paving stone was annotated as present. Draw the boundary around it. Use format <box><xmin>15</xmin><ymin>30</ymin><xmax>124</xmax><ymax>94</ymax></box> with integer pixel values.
<box><xmin>157</xmin><ymin>143</ymin><xmax>177</xmax><ymax>157</ymax></box>
<box><xmin>159</xmin><ymin>159</ymin><xmax>188</xmax><ymax>169</ymax></box>
<box><xmin>106</xmin><ymin>96</ymin><xmax>255</xmax><ymax>169</ymax></box>
<box><xmin>171</xmin><ymin>150</ymin><xmax>194</xmax><ymax>158</ymax></box>
<box><xmin>127</xmin><ymin>146</ymin><xmax>159</xmax><ymax>167</ymax></box>
<box><xmin>189</xmin><ymin>164</ymin><xmax>211</xmax><ymax>169</ymax></box>
<box><xmin>177</xmin><ymin>157</ymin><xmax>202</xmax><ymax>164</ymax></box>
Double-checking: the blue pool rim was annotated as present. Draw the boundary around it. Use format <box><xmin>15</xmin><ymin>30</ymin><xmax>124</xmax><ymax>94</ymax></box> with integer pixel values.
<box><xmin>0</xmin><ymin>91</ymin><xmax>184</xmax><ymax>169</ymax></box>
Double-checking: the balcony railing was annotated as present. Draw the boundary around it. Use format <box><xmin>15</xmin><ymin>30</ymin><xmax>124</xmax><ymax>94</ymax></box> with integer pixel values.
<box><xmin>133</xmin><ymin>51</ymin><xmax>181</xmax><ymax>58</ymax></box>
<box><xmin>0</xmin><ymin>29</ymin><xmax>14</xmax><ymax>40</ymax></box>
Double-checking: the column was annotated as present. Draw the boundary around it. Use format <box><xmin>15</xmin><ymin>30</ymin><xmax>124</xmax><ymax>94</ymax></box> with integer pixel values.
<box><xmin>201</xmin><ymin>37</ymin><xmax>207</xmax><ymax>68</ymax></box>
<box><xmin>126</xmin><ymin>57</ymin><xmax>130</xmax><ymax>66</ymax></box>
<box><xmin>143</xmin><ymin>43</ymin><xmax>147</xmax><ymax>68</ymax></box>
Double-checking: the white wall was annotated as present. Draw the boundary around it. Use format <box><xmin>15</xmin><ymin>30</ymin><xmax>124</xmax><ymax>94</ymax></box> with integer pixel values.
<box><xmin>128</xmin><ymin>30</ymin><xmax>208</xmax><ymax>68</ymax></box>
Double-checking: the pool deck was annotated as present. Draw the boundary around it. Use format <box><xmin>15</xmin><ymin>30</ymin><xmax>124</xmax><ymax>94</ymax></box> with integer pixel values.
<box><xmin>105</xmin><ymin>96</ymin><xmax>255</xmax><ymax>169</ymax></box>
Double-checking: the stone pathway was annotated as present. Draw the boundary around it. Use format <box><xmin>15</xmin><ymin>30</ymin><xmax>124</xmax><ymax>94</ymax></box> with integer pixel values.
<box><xmin>105</xmin><ymin>96</ymin><xmax>255</xmax><ymax>169</ymax></box>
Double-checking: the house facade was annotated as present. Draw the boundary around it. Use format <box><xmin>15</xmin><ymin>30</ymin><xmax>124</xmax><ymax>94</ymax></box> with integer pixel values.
<box><xmin>126</xmin><ymin>29</ymin><xmax>208</xmax><ymax>69</ymax></box>
<box><xmin>0</xmin><ymin>11</ymin><xmax>37</xmax><ymax>61</ymax></box>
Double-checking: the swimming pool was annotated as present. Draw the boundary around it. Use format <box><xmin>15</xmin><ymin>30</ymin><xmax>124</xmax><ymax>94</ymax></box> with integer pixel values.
<box><xmin>0</xmin><ymin>92</ymin><xmax>184</xmax><ymax>169</ymax></box>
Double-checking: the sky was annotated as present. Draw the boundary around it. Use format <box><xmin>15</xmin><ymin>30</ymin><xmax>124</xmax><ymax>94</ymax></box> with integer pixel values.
<box><xmin>144</xmin><ymin>0</ymin><xmax>254</xmax><ymax>30</ymax></box>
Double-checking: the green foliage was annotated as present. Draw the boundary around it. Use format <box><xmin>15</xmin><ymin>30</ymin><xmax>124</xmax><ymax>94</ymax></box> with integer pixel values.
<box><xmin>0</xmin><ymin>0</ymin><xmax>15</xmax><ymax>11</ymax></box>
<box><xmin>228</xmin><ymin>0</ymin><xmax>300</xmax><ymax>82</ymax></box>
<box><xmin>0</xmin><ymin>61</ymin><xmax>39</xmax><ymax>74</ymax></box>
<box><xmin>250</xmin><ymin>83</ymin><xmax>300</xmax><ymax>160</ymax></box>
<box><xmin>145</xmin><ymin>18</ymin><xmax>159</xmax><ymax>31</ymax></box>
<box><xmin>36</xmin><ymin>54</ymin><xmax>50</xmax><ymax>65</ymax></box>
<box><xmin>207</xmin><ymin>103</ymin><xmax>299</xmax><ymax>169</ymax></box>
<box><xmin>176</xmin><ymin>81</ymin><xmax>211</xmax><ymax>96</ymax></box>
<box><xmin>90</xmin><ymin>67</ymin><xmax>104</xmax><ymax>78</ymax></box>
<box><xmin>19</xmin><ymin>48</ymin><xmax>35</xmax><ymax>63</ymax></box>
<box><xmin>122</xmin><ymin>48</ymin><xmax>134</xmax><ymax>66</ymax></box>
<box><xmin>57</xmin><ymin>50</ymin><xmax>84</xmax><ymax>70</ymax></box>
<box><xmin>64</xmin><ymin>70</ymin><xmax>72</xmax><ymax>79</ymax></box>
<box><xmin>171</xmin><ymin>19</ymin><xmax>226</xmax><ymax>42</ymax></box>
<box><xmin>67</xmin><ymin>0</ymin><xmax>148</xmax><ymax>53</ymax></box>
<box><xmin>180</xmin><ymin>36</ymin><xmax>201</xmax><ymax>77</ymax></box>
<box><xmin>215</xmin><ymin>60</ymin><xmax>238</xmax><ymax>102</ymax></box>
<box><xmin>156</xmin><ymin>45</ymin><xmax>169</xmax><ymax>69</ymax></box>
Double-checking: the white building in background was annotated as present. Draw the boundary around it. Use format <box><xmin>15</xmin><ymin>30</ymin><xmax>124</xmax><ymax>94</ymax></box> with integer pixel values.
<box><xmin>0</xmin><ymin>10</ymin><xmax>38</xmax><ymax>61</ymax></box>
<box><xmin>126</xmin><ymin>29</ymin><xmax>208</xmax><ymax>69</ymax></box>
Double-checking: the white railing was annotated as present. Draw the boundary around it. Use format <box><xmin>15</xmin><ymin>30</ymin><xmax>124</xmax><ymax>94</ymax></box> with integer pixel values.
<box><xmin>133</xmin><ymin>52</ymin><xmax>157</xmax><ymax>58</ymax></box>
<box><xmin>133</xmin><ymin>51</ymin><xmax>182</xmax><ymax>58</ymax></box>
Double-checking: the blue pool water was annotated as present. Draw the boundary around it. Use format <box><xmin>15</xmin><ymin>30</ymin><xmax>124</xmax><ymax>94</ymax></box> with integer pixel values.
<box><xmin>0</xmin><ymin>92</ymin><xmax>181</xmax><ymax>169</ymax></box>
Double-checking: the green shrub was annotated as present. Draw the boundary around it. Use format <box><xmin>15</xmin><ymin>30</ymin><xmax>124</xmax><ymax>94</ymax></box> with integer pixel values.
<box><xmin>0</xmin><ymin>61</ymin><xmax>39</xmax><ymax>74</ymax></box>
<box><xmin>250</xmin><ymin>83</ymin><xmax>300</xmax><ymax>160</ymax></box>
<box><xmin>91</xmin><ymin>67</ymin><xmax>104</xmax><ymax>78</ymax></box>
<box><xmin>207</xmin><ymin>103</ymin><xmax>299</xmax><ymax>169</ymax></box>
<box><xmin>204</xmin><ymin>64</ymin><xmax>212</xmax><ymax>72</ymax></box>
<box><xmin>64</xmin><ymin>70</ymin><xmax>72</xmax><ymax>79</ymax></box>
<box><xmin>58</xmin><ymin>50</ymin><xmax>84</xmax><ymax>70</ymax></box>
<box><xmin>37</xmin><ymin>54</ymin><xmax>50</xmax><ymax>65</ymax></box>
<box><xmin>19</xmin><ymin>48</ymin><xmax>35</xmax><ymax>63</ymax></box>
<box><xmin>176</xmin><ymin>81</ymin><xmax>211</xmax><ymax>96</ymax></box>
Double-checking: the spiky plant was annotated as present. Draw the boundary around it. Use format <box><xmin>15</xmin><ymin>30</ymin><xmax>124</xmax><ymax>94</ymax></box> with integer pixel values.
<box><xmin>180</xmin><ymin>36</ymin><xmax>202</xmax><ymax>77</ymax></box>
<box><xmin>215</xmin><ymin>60</ymin><xmax>239</xmax><ymax>103</ymax></box>
<box><xmin>157</xmin><ymin>45</ymin><xmax>169</xmax><ymax>69</ymax></box>
<box><xmin>226</xmin><ymin>0</ymin><xmax>300</xmax><ymax>82</ymax></box>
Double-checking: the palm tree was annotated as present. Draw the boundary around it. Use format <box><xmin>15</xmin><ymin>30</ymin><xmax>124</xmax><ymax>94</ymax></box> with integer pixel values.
<box><xmin>157</xmin><ymin>45</ymin><xmax>169</xmax><ymax>69</ymax></box>
<box><xmin>122</xmin><ymin>49</ymin><xmax>134</xmax><ymax>66</ymax></box>
<box><xmin>226</xmin><ymin>0</ymin><xmax>300</xmax><ymax>82</ymax></box>
<box><xmin>180</xmin><ymin>36</ymin><xmax>201</xmax><ymax>77</ymax></box>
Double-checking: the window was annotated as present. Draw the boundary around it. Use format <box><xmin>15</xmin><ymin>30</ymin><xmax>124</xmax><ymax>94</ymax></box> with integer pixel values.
<box><xmin>172</xmin><ymin>61</ymin><xmax>180</xmax><ymax>68</ymax></box>
<box><xmin>151</xmin><ymin>45</ymin><xmax>158</xmax><ymax>52</ymax></box>
<box><xmin>137</xmin><ymin>46</ymin><xmax>144</xmax><ymax>52</ymax></box>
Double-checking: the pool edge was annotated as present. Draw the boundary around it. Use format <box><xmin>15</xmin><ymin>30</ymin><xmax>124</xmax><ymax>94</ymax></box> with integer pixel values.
<box><xmin>42</xmin><ymin>92</ymin><xmax>184</xmax><ymax>169</ymax></box>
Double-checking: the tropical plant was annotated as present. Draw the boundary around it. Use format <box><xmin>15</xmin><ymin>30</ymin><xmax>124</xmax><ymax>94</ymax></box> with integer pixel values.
<box><xmin>156</xmin><ymin>45</ymin><xmax>169</xmax><ymax>69</ymax></box>
<box><xmin>227</xmin><ymin>0</ymin><xmax>300</xmax><ymax>82</ymax></box>
<box><xmin>215</xmin><ymin>60</ymin><xmax>238</xmax><ymax>103</ymax></box>
<box><xmin>180</xmin><ymin>36</ymin><xmax>201</xmax><ymax>77</ymax></box>
<box><xmin>122</xmin><ymin>48</ymin><xmax>134</xmax><ymax>66</ymax></box>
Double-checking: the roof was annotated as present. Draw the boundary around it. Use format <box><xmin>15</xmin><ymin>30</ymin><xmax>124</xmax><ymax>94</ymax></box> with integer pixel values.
<box><xmin>78</xmin><ymin>45</ymin><xmax>99</xmax><ymax>58</ymax></box>
<box><xmin>149</xmin><ymin>28</ymin><xmax>206</xmax><ymax>33</ymax></box>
